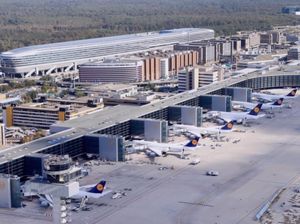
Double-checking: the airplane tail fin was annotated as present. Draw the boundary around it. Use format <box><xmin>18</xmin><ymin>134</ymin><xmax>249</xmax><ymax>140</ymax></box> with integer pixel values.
<box><xmin>185</xmin><ymin>136</ymin><xmax>200</xmax><ymax>147</ymax></box>
<box><xmin>88</xmin><ymin>180</ymin><xmax>106</xmax><ymax>194</ymax></box>
<box><xmin>248</xmin><ymin>104</ymin><xmax>263</xmax><ymax>116</ymax></box>
<box><xmin>286</xmin><ymin>89</ymin><xmax>297</xmax><ymax>97</ymax></box>
<box><xmin>221</xmin><ymin>121</ymin><xmax>234</xmax><ymax>131</ymax></box>
<box><xmin>272</xmin><ymin>98</ymin><xmax>284</xmax><ymax>106</ymax></box>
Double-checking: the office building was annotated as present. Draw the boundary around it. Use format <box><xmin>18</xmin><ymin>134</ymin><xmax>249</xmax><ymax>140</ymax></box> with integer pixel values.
<box><xmin>260</xmin><ymin>33</ymin><xmax>273</xmax><ymax>45</ymax></box>
<box><xmin>3</xmin><ymin>105</ymin><xmax>65</xmax><ymax>129</ymax></box>
<box><xmin>142</xmin><ymin>57</ymin><xmax>161</xmax><ymax>81</ymax></box>
<box><xmin>79</xmin><ymin>60</ymin><xmax>143</xmax><ymax>83</ymax></box>
<box><xmin>160</xmin><ymin>58</ymin><xmax>169</xmax><ymax>79</ymax></box>
<box><xmin>178</xmin><ymin>67</ymin><xmax>199</xmax><ymax>92</ymax></box>
<box><xmin>132</xmin><ymin>50</ymin><xmax>198</xmax><ymax>80</ymax></box>
<box><xmin>178</xmin><ymin>65</ymin><xmax>222</xmax><ymax>91</ymax></box>
<box><xmin>174</xmin><ymin>40</ymin><xmax>233</xmax><ymax>65</ymax></box>
<box><xmin>199</xmin><ymin>70</ymin><xmax>219</xmax><ymax>87</ymax></box>
<box><xmin>0</xmin><ymin>28</ymin><xmax>214</xmax><ymax>77</ymax></box>
<box><xmin>286</xmin><ymin>34</ymin><xmax>300</xmax><ymax>42</ymax></box>
<box><xmin>260</xmin><ymin>31</ymin><xmax>282</xmax><ymax>45</ymax></box>
<box><xmin>168</xmin><ymin>51</ymin><xmax>198</xmax><ymax>75</ymax></box>
<box><xmin>288</xmin><ymin>47</ymin><xmax>300</xmax><ymax>60</ymax></box>
<box><xmin>247</xmin><ymin>32</ymin><xmax>261</xmax><ymax>48</ymax></box>
<box><xmin>0</xmin><ymin>124</ymin><xmax>6</xmax><ymax>147</ymax></box>
<box><xmin>218</xmin><ymin>40</ymin><xmax>233</xmax><ymax>56</ymax></box>
<box><xmin>2</xmin><ymin>99</ymin><xmax>103</xmax><ymax>129</ymax></box>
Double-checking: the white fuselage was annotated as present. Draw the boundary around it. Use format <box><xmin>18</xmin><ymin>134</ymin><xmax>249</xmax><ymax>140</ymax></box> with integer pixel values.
<box><xmin>252</xmin><ymin>93</ymin><xmax>296</xmax><ymax>101</ymax></box>
<box><xmin>174</xmin><ymin>124</ymin><xmax>231</xmax><ymax>136</ymax></box>
<box><xmin>133</xmin><ymin>140</ymin><xmax>196</xmax><ymax>156</ymax></box>
<box><xmin>232</xmin><ymin>101</ymin><xmax>282</xmax><ymax>110</ymax></box>
<box><xmin>73</xmin><ymin>190</ymin><xmax>111</xmax><ymax>199</ymax></box>
<box><xmin>71</xmin><ymin>184</ymin><xmax>111</xmax><ymax>199</ymax></box>
<box><xmin>210</xmin><ymin>111</ymin><xmax>264</xmax><ymax>122</ymax></box>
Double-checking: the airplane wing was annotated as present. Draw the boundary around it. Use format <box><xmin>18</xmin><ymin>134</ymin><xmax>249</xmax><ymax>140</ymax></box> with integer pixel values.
<box><xmin>184</xmin><ymin>128</ymin><xmax>204</xmax><ymax>137</ymax></box>
<box><xmin>133</xmin><ymin>141</ymin><xmax>173</xmax><ymax>156</ymax></box>
<box><xmin>187</xmin><ymin>129</ymin><xmax>200</xmax><ymax>136</ymax></box>
<box><xmin>146</xmin><ymin>146</ymin><xmax>163</xmax><ymax>156</ymax></box>
<box><xmin>232</xmin><ymin>101</ymin><xmax>255</xmax><ymax>110</ymax></box>
<box><xmin>253</xmin><ymin>93</ymin><xmax>276</xmax><ymax>102</ymax></box>
<box><xmin>217</xmin><ymin>114</ymin><xmax>233</xmax><ymax>123</ymax></box>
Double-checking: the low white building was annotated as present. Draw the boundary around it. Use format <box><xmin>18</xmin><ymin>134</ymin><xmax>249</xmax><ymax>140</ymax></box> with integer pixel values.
<box><xmin>88</xmin><ymin>83</ymin><xmax>138</xmax><ymax>99</ymax></box>
<box><xmin>199</xmin><ymin>71</ymin><xmax>219</xmax><ymax>87</ymax></box>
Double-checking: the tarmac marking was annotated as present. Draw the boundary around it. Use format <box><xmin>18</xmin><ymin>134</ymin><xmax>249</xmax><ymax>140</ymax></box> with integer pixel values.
<box><xmin>178</xmin><ymin>201</ymin><xmax>214</xmax><ymax>207</ymax></box>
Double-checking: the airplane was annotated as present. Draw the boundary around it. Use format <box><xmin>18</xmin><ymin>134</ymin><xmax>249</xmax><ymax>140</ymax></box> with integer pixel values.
<box><xmin>38</xmin><ymin>194</ymin><xmax>54</xmax><ymax>208</ymax></box>
<box><xmin>208</xmin><ymin>104</ymin><xmax>265</xmax><ymax>123</ymax></box>
<box><xmin>232</xmin><ymin>98</ymin><xmax>284</xmax><ymax>110</ymax></box>
<box><xmin>22</xmin><ymin>193</ymin><xmax>54</xmax><ymax>208</ymax></box>
<box><xmin>252</xmin><ymin>89</ymin><xmax>297</xmax><ymax>102</ymax></box>
<box><xmin>173</xmin><ymin>121</ymin><xmax>234</xmax><ymax>137</ymax></box>
<box><xmin>21</xmin><ymin>184</ymin><xmax>54</xmax><ymax>208</ymax></box>
<box><xmin>72</xmin><ymin>180</ymin><xmax>111</xmax><ymax>199</ymax></box>
<box><xmin>132</xmin><ymin>136</ymin><xmax>200</xmax><ymax>157</ymax></box>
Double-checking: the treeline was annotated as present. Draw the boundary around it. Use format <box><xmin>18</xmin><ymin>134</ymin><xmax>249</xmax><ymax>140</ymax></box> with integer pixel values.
<box><xmin>0</xmin><ymin>0</ymin><xmax>299</xmax><ymax>51</ymax></box>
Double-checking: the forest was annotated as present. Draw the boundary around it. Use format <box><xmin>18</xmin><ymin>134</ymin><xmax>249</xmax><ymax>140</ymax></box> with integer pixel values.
<box><xmin>0</xmin><ymin>0</ymin><xmax>299</xmax><ymax>51</ymax></box>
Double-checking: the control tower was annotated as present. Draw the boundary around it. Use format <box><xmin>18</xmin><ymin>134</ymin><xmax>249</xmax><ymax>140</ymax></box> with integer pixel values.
<box><xmin>22</xmin><ymin>154</ymin><xmax>81</xmax><ymax>224</ymax></box>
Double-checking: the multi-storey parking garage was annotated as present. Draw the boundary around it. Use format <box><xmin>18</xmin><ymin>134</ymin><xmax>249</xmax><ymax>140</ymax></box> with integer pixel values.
<box><xmin>0</xmin><ymin>66</ymin><xmax>300</xmax><ymax>177</ymax></box>
<box><xmin>0</xmin><ymin>28</ymin><xmax>214</xmax><ymax>77</ymax></box>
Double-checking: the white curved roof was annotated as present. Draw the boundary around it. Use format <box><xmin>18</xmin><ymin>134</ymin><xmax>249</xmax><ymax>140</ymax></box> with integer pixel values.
<box><xmin>2</xmin><ymin>28</ymin><xmax>213</xmax><ymax>57</ymax></box>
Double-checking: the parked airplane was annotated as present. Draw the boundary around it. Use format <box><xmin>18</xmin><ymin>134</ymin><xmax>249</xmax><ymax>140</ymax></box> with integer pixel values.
<box><xmin>208</xmin><ymin>104</ymin><xmax>264</xmax><ymax>123</ymax></box>
<box><xmin>133</xmin><ymin>136</ymin><xmax>200</xmax><ymax>156</ymax></box>
<box><xmin>72</xmin><ymin>180</ymin><xmax>111</xmax><ymax>199</ymax></box>
<box><xmin>252</xmin><ymin>89</ymin><xmax>297</xmax><ymax>101</ymax></box>
<box><xmin>173</xmin><ymin>121</ymin><xmax>234</xmax><ymax>136</ymax></box>
<box><xmin>21</xmin><ymin>184</ymin><xmax>54</xmax><ymax>208</ymax></box>
<box><xmin>38</xmin><ymin>194</ymin><xmax>54</xmax><ymax>208</ymax></box>
<box><xmin>232</xmin><ymin>98</ymin><xmax>284</xmax><ymax>110</ymax></box>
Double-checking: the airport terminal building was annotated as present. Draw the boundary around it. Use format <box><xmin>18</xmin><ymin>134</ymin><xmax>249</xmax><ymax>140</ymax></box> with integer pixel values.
<box><xmin>1</xmin><ymin>66</ymin><xmax>300</xmax><ymax>177</ymax></box>
<box><xmin>0</xmin><ymin>28</ymin><xmax>215</xmax><ymax>77</ymax></box>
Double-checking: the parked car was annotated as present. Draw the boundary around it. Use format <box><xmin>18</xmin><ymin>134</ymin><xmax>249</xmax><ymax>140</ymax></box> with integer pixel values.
<box><xmin>206</xmin><ymin>170</ymin><xmax>219</xmax><ymax>176</ymax></box>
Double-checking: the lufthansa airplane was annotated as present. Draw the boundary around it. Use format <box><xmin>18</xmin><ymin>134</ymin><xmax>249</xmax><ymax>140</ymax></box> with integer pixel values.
<box><xmin>232</xmin><ymin>98</ymin><xmax>284</xmax><ymax>110</ymax></box>
<box><xmin>72</xmin><ymin>180</ymin><xmax>111</xmax><ymax>199</ymax></box>
<box><xmin>173</xmin><ymin>121</ymin><xmax>234</xmax><ymax>136</ymax></box>
<box><xmin>208</xmin><ymin>104</ymin><xmax>265</xmax><ymax>123</ymax></box>
<box><xmin>252</xmin><ymin>89</ymin><xmax>297</xmax><ymax>102</ymax></box>
<box><xmin>133</xmin><ymin>136</ymin><xmax>200</xmax><ymax>157</ymax></box>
